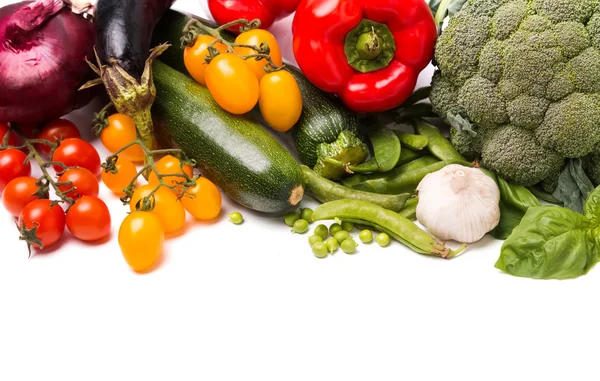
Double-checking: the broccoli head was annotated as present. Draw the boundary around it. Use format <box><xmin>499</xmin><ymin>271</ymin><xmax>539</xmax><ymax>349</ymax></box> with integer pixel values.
<box><xmin>430</xmin><ymin>0</ymin><xmax>600</xmax><ymax>187</ymax></box>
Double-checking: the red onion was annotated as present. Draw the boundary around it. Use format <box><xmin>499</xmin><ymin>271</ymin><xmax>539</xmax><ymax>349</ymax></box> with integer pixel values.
<box><xmin>0</xmin><ymin>0</ymin><xmax>96</xmax><ymax>124</ymax></box>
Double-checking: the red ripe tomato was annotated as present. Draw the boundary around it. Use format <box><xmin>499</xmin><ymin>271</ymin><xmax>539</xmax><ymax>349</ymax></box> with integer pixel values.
<box><xmin>0</xmin><ymin>149</ymin><xmax>31</xmax><ymax>192</ymax></box>
<box><xmin>51</xmin><ymin>138</ymin><xmax>101</xmax><ymax>177</ymax></box>
<box><xmin>0</xmin><ymin>123</ymin><xmax>20</xmax><ymax>148</ymax></box>
<box><xmin>18</xmin><ymin>123</ymin><xmax>42</xmax><ymax>139</ymax></box>
<box><xmin>57</xmin><ymin>167</ymin><xmax>99</xmax><ymax>200</ymax></box>
<box><xmin>35</xmin><ymin>119</ymin><xmax>81</xmax><ymax>157</ymax></box>
<box><xmin>66</xmin><ymin>196</ymin><xmax>111</xmax><ymax>241</ymax></box>
<box><xmin>18</xmin><ymin>199</ymin><xmax>66</xmax><ymax>250</ymax></box>
<box><xmin>2</xmin><ymin>177</ymin><xmax>42</xmax><ymax>217</ymax></box>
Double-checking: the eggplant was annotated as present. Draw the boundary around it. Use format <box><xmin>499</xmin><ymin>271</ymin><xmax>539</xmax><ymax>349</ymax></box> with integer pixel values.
<box><xmin>95</xmin><ymin>0</ymin><xmax>175</xmax><ymax>80</ymax></box>
<box><xmin>84</xmin><ymin>0</ymin><xmax>175</xmax><ymax>149</ymax></box>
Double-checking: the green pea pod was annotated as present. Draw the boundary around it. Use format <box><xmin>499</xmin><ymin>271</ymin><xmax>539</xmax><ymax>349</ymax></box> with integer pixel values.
<box><xmin>352</xmin><ymin>159</ymin><xmax>473</xmax><ymax>194</ymax></box>
<box><xmin>312</xmin><ymin>200</ymin><xmax>466</xmax><ymax>258</ymax></box>
<box><xmin>341</xmin><ymin>156</ymin><xmax>437</xmax><ymax>188</ymax></box>
<box><xmin>395</xmin><ymin>131</ymin><xmax>428</xmax><ymax>151</ymax></box>
<box><xmin>413</xmin><ymin>118</ymin><xmax>465</xmax><ymax>161</ymax></box>
<box><xmin>325</xmin><ymin>126</ymin><xmax>401</xmax><ymax>173</ymax></box>
<box><xmin>399</xmin><ymin>197</ymin><xmax>418</xmax><ymax>220</ymax></box>
<box><xmin>301</xmin><ymin>165</ymin><xmax>410</xmax><ymax>212</ymax></box>
<box><xmin>396</xmin><ymin>147</ymin><xmax>425</xmax><ymax>167</ymax></box>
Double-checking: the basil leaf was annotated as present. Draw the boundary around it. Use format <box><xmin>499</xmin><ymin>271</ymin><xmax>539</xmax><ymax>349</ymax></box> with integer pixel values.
<box><xmin>584</xmin><ymin>185</ymin><xmax>600</xmax><ymax>223</ymax></box>
<box><xmin>490</xmin><ymin>177</ymin><xmax>541</xmax><ymax>240</ymax></box>
<box><xmin>495</xmin><ymin>206</ymin><xmax>598</xmax><ymax>279</ymax></box>
<box><xmin>552</xmin><ymin>158</ymin><xmax>595</xmax><ymax>214</ymax></box>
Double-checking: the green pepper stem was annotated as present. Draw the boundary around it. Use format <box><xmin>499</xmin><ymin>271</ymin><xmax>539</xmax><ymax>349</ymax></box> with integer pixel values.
<box><xmin>355</xmin><ymin>27</ymin><xmax>382</xmax><ymax>60</ymax></box>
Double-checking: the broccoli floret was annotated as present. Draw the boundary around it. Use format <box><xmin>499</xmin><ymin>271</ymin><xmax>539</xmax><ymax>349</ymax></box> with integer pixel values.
<box><xmin>481</xmin><ymin>125</ymin><xmax>564</xmax><ymax>186</ymax></box>
<box><xmin>430</xmin><ymin>0</ymin><xmax>600</xmax><ymax>189</ymax></box>
<box><xmin>583</xmin><ymin>146</ymin><xmax>600</xmax><ymax>184</ymax></box>
<box><xmin>540</xmin><ymin>163</ymin><xmax>564</xmax><ymax>193</ymax></box>
<box><xmin>535</xmin><ymin>93</ymin><xmax>600</xmax><ymax>157</ymax></box>
<box><xmin>449</xmin><ymin>128</ymin><xmax>479</xmax><ymax>161</ymax></box>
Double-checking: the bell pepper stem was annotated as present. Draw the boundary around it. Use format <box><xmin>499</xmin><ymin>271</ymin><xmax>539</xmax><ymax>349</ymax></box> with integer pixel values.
<box><xmin>356</xmin><ymin>27</ymin><xmax>382</xmax><ymax>60</ymax></box>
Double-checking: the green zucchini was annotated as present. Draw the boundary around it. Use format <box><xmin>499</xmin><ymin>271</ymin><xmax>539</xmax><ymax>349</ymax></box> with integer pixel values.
<box><xmin>287</xmin><ymin>66</ymin><xmax>362</xmax><ymax>168</ymax></box>
<box><xmin>152</xmin><ymin>61</ymin><xmax>304</xmax><ymax>215</ymax></box>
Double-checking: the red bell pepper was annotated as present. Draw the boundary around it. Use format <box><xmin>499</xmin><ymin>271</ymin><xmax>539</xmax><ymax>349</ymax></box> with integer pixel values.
<box><xmin>292</xmin><ymin>0</ymin><xmax>437</xmax><ymax>113</ymax></box>
<box><xmin>208</xmin><ymin>0</ymin><xmax>300</xmax><ymax>32</ymax></box>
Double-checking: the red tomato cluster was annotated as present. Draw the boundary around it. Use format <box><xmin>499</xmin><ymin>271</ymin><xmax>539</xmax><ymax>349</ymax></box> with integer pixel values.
<box><xmin>0</xmin><ymin>120</ymin><xmax>111</xmax><ymax>252</ymax></box>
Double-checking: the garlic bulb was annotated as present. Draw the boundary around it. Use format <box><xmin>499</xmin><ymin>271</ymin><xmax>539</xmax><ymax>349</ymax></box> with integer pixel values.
<box><xmin>415</xmin><ymin>165</ymin><xmax>500</xmax><ymax>243</ymax></box>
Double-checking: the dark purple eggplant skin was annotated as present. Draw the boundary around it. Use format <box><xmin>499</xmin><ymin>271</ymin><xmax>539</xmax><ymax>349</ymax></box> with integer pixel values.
<box><xmin>94</xmin><ymin>0</ymin><xmax>175</xmax><ymax>80</ymax></box>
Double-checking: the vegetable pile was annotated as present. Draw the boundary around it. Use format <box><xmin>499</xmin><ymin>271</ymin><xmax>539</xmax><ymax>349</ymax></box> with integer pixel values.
<box><xmin>2</xmin><ymin>0</ymin><xmax>600</xmax><ymax>280</ymax></box>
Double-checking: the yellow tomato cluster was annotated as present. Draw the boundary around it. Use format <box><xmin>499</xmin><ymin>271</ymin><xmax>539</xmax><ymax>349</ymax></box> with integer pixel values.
<box><xmin>183</xmin><ymin>29</ymin><xmax>303</xmax><ymax>132</ymax></box>
<box><xmin>102</xmin><ymin>155</ymin><xmax>223</xmax><ymax>273</ymax></box>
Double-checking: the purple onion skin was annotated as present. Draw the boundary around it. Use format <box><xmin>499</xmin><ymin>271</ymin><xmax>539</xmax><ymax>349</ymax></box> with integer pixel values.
<box><xmin>0</xmin><ymin>1</ymin><xmax>97</xmax><ymax>124</ymax></box>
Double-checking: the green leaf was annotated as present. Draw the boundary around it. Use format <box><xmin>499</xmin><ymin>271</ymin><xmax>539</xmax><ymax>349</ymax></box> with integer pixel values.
<box><xmin>490</xmin><ymin>177</ymin><xmax>541</xmax><ymax>240</ymax></box>
<box><xmin>495</xmin><ymin>206</ymin><xmax>598</xmax><ymax>280</ymax></box>
<box><xmin>552</xmin><ymin>158</ymin><xmax>595</xmax><ymax>214</ymax></box>
<box><xmin>584</xmin><ymin>185</ymin><xmax>600</xmax><ymax>223</ymax></box>
<box><xmin>447</xmin><ymin>112</ymin><xmax>476</xmax><ymax>137</ymax></box>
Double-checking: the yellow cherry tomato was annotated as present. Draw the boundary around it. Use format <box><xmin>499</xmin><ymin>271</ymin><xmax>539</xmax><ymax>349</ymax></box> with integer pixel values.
<box><xmin>205</xmin><ymin>53</ymin><xmax>260</xmax><ymax>115</ymax></box>
<box><xmin>181</xmin><ymin>177</ymin><xmax>222</xmax><ymax>221</ymax></box>
<box><xmin>234</xmin><ymin>29</ymin><xmax>283</xmax><ymax>81</ymax></box>
<box><xmin>101</xmin><ymin>156</ymin><xmax>138</xmax><ymax>196</ymax></box>
<box><xmin>148</xmin><ymin>155</ymin><xmax>194</xmax><ymax>196</ymax></box>
<box><xmin>100</xmin><ymin>114</ymin><xmax>145</xmax><ymax>163</ymax></box>
<box><xmin>130</xmin><ymin>185</ymin><xmax>186</xmax><ymax>234</ymax></box>
<box><xmin>119</xmin><ymin>211</ymin><xmax>164</xmax><ymax>273</ymax></box>
<box><xmin>184</xmin><ymin>35</ymin><xmax>227</xmax><ymax>86</ymax></box>
<box><xmin>259</xmin><ymin>70</ymin><xmax>303</xmax><ymax>132</ymax></box>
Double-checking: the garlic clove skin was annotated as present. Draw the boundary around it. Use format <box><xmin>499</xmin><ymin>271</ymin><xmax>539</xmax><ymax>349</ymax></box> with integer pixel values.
<box><xmin>415</xmin><ymin>165</ymin><xmax>500</xmax><ymax>243</ymax></box>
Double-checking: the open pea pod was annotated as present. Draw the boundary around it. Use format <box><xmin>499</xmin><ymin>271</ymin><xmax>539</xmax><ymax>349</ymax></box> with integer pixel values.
<box><xmin>312</xmin><ymin>200</ymin><xmax>466</xmax><ymax>258</ymax></box>
<box><xmin>324</xmin><ymin>126</ymin><xmax>401</xmax><ymax>173</ymax></box>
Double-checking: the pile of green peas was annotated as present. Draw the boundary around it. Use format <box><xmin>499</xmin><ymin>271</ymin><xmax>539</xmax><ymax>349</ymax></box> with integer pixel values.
<box><xmin>285</xmin><ymin>208</ymin><xmax>391</xmax><ymax>258</ymax></box>
<box><xmin>309</xmin><ymin>220</ymin><xmax>358</xmax><ymax>258</ymax></box>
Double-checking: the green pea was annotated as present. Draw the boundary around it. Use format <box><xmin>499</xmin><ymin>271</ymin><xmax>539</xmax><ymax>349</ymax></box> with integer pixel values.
<box><xmin>334</xmin><ymin>230</ymin><xmax>350</xmax><ymax>243</ymax></box>
<box><xmin>325</xmin><ymin>237</ymin><xmax>339</xmax><ymax>253</ymax></box>
<box><xmin>376</xmin><ymin>232</ymin><xmax>391</xmax><ymax>247</ymax></box>
<box><xmin>312</xmin><ymin>242</ymin><xmax>328</xmax><ymax>258</ymax></box>
<box><xmin>229</xmin><ymin>212</ymin><xmax>243</xmax><ymax>224</ymax></box>
<box><xmin>329</xmin><ymin>223</ymin><xmax>343</xmax><ymax>236</ymax></box>
<box><xmin>308</xmin><ymin>235</ymin><xmax>323</xmax><ymax>246</ymax></box>
<box><xmin>341</xmin><ymin>238</ymin><xmax>358</xmax><ymax>254</ymax></box>
<box><xmin>292</xmin><ymin>219</ymin><xmax>309</xmax><ymax>234</ymax></box>
<box><xmin>314</xmin><ymin>224</ymin><xmax>329</xmax><ymax>239</ymax></box>
<box><xmin>300</xmin><ymin>208</ymin><xmax>313</xmax><ymax>222</ymax></box>
<box><xmin>359</xmin><ymin>230</ymin><xmax>373</xmax><ymax>243</ymax></box>
<box><xmin>284</xmin><ymin>211</ymin><xmax>300</xmax><ymax>227</ymax></box>
<box><xmin>341</xmin><ymin>221</ymin><xmax>354</xmax><ymax>232</ymax></box>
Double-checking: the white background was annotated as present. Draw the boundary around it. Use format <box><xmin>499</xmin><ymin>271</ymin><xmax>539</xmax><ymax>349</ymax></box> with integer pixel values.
<box><xmin>1</xmin><ymin>1</ymin><xmax>599</xmax><ymax>380</ymax></box>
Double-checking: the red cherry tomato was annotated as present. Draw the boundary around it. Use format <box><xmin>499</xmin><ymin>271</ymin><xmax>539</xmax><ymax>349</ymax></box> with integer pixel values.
<box><xmin>51</xmin><ymin>138</ymin><xmax>101</xmax><ymax>177</ymax></box>
<box><xmin>0</xmin><ymin>123</ymin><xmax>20</xmax><ymax>148</ymax></box>
<box><xmin>18</xmin><ymin>123</ymin><xmax>42</xmax><ymax>139</ymax></box>
<box><xmin>66</xmin><ymin>196</ymin><xmax>111</xmax><ymax>241</ymax></box>
<box><xmin>18</xmin><ymin>199</ymin><xmax>66</xmax><ymax>250</ymax></box>
<box><xmin>0</xmin><ymin>149</ymin><xmax>31</xmax><ymax>192</ymax></box>
<box><xmin>35</xmin><ymin>119</ymin><xmax>81</xmax><ymax>157</ymax></box>
<box><xmin>2</xmin><ymin>177</ymin><xmax>42</xmax><ymax>217</ymax></box>
<box><xmin>57</xmin><ymin>167</ymin><xmax>99</xmax><ymax>200</ymax></box>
